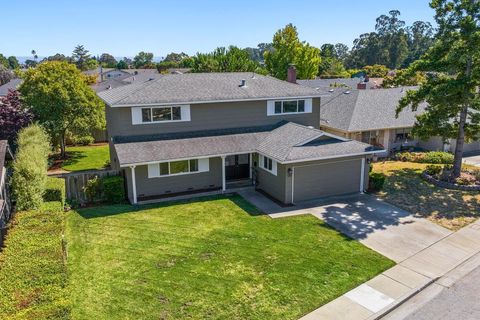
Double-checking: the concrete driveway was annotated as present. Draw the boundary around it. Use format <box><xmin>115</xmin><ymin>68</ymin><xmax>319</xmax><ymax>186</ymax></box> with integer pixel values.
<box><xmin>238</xmin><ymin>189</ymin><xmax>452</xmax><ymax>263</ymax></box>
<box><xmin>463</xmin><ymin>152</ymin><xmax>480</xmax><ymax>167</ymax></box>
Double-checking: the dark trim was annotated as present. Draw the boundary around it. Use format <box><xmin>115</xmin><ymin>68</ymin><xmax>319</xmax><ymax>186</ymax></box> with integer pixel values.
<box><xmin>137</xmin><ymin>187</ymin><xmax>222</xmax><ymax>202</ymax></box>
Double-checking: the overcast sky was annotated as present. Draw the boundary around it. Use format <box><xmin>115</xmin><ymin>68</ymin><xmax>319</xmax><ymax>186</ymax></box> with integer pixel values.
<box><xmin>1</xmin><ymin>0</ymin><xmax>435</xmax><ymax>58</ymax></box>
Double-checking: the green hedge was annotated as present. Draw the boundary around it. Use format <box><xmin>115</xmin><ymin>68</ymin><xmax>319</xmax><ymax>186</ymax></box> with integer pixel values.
<box><xmin>12</xmin><ymin>125</ymin><xmax>51</xmax><ymax>210</ymax></box>
<box><xmin>102</xmin><ymin>176</ymin><xmax>125</xmax><ymax>204</ymax></box>
<box><xmin>395</xmin><ymin>151</ymin><xmax>454</xmax><ymax>164</ymax></box>
<box><xmin>0</xmin><ymin>202</ymin><xmax>70</xmax><ymax>319</ymax></box>
<box><xmin>369</xmin><ymin>172</ymin><xmax>386</xmax><ymax>191</ymax></box>
<box><xmin>44</xmin><ymin>177</ymin><xmax>66</xmax><ymax>207</ymax></box>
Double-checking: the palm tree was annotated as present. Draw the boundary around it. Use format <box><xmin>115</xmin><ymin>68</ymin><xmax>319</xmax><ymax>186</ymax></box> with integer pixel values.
<box><xmin>31</xmin><ymin>50</ymin><xmax>38</xmax><ymax>62</ymax></box>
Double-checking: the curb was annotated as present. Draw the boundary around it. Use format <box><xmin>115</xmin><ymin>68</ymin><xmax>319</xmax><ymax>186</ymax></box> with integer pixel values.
<box><xmin>367</xmin><ymin>277</ymin><xmax>439</xmax><ymax>320</ymax></box>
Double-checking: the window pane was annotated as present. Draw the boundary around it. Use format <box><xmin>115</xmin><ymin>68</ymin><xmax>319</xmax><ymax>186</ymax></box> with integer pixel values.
<box><xmin>172</xmin><ymin>107</ymin><xmax>182</xmax><ymax>120</ymax></box>
<box><xmin>268</xmin><ymin>158</ymin><xmax>273</xmax><ymax>170</ymax></box>
<box><xmin>152</xmin><ymin>107</ymin><xmax>171</xmax><ymax>121</ymax></box>
<box><xmin>275</xmin><ymin>101</ymin><xmax>282</xmax><ymax>114</ymax></box>
<box><xmin>282</xmin><ymin>100</ymin><xmax>298</xmax><ymax>113</ymax></box>
<box><xmin>159</xmin><ymin>162</ymin><xmax>169</xmax><ymax>175</ymax></box>
<box><xmin>298</xmin><ymin>100</ymin><xmax>305</xmax><ymax>112</ymax></box>
<box><xmin>170</xmin><ymin>160</ymin><xmax>189</xmax><ymax>174</ymax></box>
<box><xmin>263</xmin><ymin>156</ymin><xmax>268</xmax><ymax>169</ymax></box>
<box><xmin>142</xmin><ymin>108</ymin><xmax>151</xmax><ymax>122</ymax></box>
<box><xmin>189</xmin><ymin>159</ymin><xmax>198</xmax><ymax>172</ymax></box>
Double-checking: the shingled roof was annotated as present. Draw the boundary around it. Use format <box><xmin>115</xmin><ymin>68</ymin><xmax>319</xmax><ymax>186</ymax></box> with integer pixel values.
<box><xmin>318</xmin><ymin>87</ymin><xmax>427</xmax><ymax>132</ymax></box>
<box><xmin>113</xmin><ymin>122</ymin><xmax>378</xmax><ymax>166</ymax></box>
<box><xmin>98</xmin><ymin>72</ymin><xmax>323</xmax><ymax>106</ymax></box>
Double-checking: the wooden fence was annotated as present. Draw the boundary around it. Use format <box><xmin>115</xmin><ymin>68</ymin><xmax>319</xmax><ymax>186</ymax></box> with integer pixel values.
<box><xmin>54</xmin><ymin>169</ymin><xmax>121</xmax><ymax>204</ymax></box>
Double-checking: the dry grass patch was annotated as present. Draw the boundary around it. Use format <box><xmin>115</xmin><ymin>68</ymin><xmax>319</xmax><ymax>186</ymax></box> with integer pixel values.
<box><xmin>372</xmin><ymin>161</ymin><xmax>480</xmax><ymax>230</ymax></box>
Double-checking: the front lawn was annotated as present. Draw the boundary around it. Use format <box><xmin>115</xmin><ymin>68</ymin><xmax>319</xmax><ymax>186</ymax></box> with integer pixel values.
<box><xmin>373</xmin><ymin>161</ymin><xmax>480</xmax><ymax>230</ymax></box>
<box><xmin>0</xmin><ymin>202</ymin><xmax>69</xmax><ymax>319</ymax></box>
<box><xmin>66</xmin><ymin>195</ymin><xmax>393</xmax><ymax>319</ymax></box>
<box><xmin>51</xmin><ymin>144</ymin><xmax>109</xmax><ymax>172</ymax></box>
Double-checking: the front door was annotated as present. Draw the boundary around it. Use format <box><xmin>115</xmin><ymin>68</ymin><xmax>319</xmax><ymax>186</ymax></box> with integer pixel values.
<box><xmin>225</xmin><ymin>154</ymin><xmax>250</xmax><ymax>181</ymax></box>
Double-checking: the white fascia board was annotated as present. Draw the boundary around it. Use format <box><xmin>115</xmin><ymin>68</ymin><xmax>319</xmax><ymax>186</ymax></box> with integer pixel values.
<box><xmin>279</xmin><ymin>150</ymin><xmax>385</xmax><ymax>165</ymax></box>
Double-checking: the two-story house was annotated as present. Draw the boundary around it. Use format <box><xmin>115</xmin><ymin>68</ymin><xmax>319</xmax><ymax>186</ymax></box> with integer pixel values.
<box><xmin>98</xmin><ymin>72</ymin><xmax>380</xmax><ymax>205</ymax></box>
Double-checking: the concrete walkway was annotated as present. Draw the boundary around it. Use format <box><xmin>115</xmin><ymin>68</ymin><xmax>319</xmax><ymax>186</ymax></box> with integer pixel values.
<box><xmin>463</xmin><ymin>152</ymin><xmax>480</xmax><ymax>167</ymax></box>
<box><xmin>236</xmin><ymin>189</ymin><xmax>480</xmax><ymax>320</ymax></box>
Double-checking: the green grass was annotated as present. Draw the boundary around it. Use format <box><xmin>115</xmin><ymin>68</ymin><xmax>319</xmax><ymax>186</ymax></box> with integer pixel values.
<box><xmin>0</xmin><ymin>202</ymin><xmax>70</xmax><ymax>320</ymax></box>
<box><xmin>61</xmin><ymin>144</ymin><xmax>109</xmax><ymax>172</ymax></box>
<box><xmin>66</xmin><ymin>195</ymin><xmax>394</xmax><ymax>320</ymax></box>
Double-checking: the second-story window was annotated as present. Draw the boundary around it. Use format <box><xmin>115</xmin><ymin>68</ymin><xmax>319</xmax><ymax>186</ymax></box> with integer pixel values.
<box><xmin>142</xmin><ymin>106</ymin><xmax>182</xmax><ymax>123</ymax></box>
<box><xmin>273</xmin><ymin>100</ymin><xmax>306</xmax><ymax>114</ymax></box>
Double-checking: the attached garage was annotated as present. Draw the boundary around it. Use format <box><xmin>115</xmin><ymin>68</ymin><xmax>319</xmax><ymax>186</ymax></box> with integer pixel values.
<box><xmin>290</xmin><ymin>157</ymin><xmax>366</xmax><ymax>203</ymax></box>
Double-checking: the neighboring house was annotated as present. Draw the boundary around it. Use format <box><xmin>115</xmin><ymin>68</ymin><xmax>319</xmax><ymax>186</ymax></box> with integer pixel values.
<box><xmin>0</xmin><ymin>140</ymin><xmax>14</xmax><ymax>245</ymax></box>
<box><xmin>297</xmin><ymin>77</ymin><xmax>383</xmax><ymax>91</ymax></box>
<box><xmin>0</xmin><ymin>78</ymin><xmax>22</xmax><ymax>96</ymax></box>
<box><xmin>98</xmin><ymin>72</ymin><xmax>380</xmax><ymax>205</ymax></box>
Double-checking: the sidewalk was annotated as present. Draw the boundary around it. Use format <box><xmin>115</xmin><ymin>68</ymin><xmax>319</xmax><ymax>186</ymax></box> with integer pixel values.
<box><xmin>300</xmin><ymin>221</ymin><xmax>480</xmax><ymax>320</ymax></box>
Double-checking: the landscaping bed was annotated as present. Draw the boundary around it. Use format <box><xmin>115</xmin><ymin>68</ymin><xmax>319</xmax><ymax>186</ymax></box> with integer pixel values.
<box><xmin>372</xmin><ymin>161</ymin><xmax>480</xmax><ymax>230</ymax></box>
<box><xmin>66</xmin><ymin>195</ymin><xmax>393</xmax><ymax>319</ymax></box>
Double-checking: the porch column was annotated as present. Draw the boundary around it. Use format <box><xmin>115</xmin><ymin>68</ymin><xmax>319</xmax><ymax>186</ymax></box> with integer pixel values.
<box><xmin>249</xmin><ymin>153</ymin><xmax>253</xmax><ymax>179</ymax></box>
<box><xmin>130</xmin><ymin>165</ymin><xmax>137</xmax><ymax>204</ymax></box>
<box><xmin>221</xmin><ymin>156</ymin><xmax>226</xmax><ymax>192</ymax></box>
<box><xmin>360</xmin><ymin>158</ymin><xmax>365</xmax><ymax>193</ymax></box>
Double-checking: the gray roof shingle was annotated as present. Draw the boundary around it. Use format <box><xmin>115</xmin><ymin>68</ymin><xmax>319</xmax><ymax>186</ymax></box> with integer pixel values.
<box><xmin>98</xmin><ymin>72</ymin><xmax>323</xmax><ymax>106</ymax></box>
<box><xmin>113</xmin><ymin>122</ymin><xmax>377</xmax><ymax>166</ymax></box>
<box><xmin>0</xmin><ymin>79</ymin><xmax>22</xmax><ymax>96</ymax></box>
<box><xmin>319</xmin><ymin>87</ymin><xmax>427</xmax><ymax>132</ymax></box>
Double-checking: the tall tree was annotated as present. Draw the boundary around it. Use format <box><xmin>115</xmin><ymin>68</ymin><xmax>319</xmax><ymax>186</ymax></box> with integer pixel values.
<box><xmin>31</xmin><ymin>49</ymin><xmax>38</xmax><ymax>62</ymax></box>
<box><xmin>404</xmin><ymin>21</ymin><xmax>435</xmax><ymax>66</ymax></box>
<box><xmin>397</xmin><ymin>0</ymin><xmax>480</xmax><ymax>179</ymax></box>
<box><xmin>7</xmin><ymin>56</ymin><xmax>19</xmax><ymax>69</ymax></box>
<box><xmin>19</xmin><ymin>61</ymin><xmax>105</xmax><ymax>157</ymax></box>
<box><xmin>98</xmin><ymin>53</ymin><xmax>117</xmax><ymax>68</ymax></box>
<box><xmin>133</xmin><ymin>51</ymin><xmax>154</xmax><ymax>68</ymax></box>
<box><xmin>190</xmin><ymin>46</ymin><xmax>260</xmax><ymax>73</ymax></box>
<box><xmin>0</xmin><ymin>90</ymin><xmax>33</xmax><ymax>143</ymax></box>
<box><xmin>43</xmin><ymin>53</ymin><xmax>72</xmax><ymax>63</ymax></box>
<box><xmin>334</xmin><ymin>43</ymin><xmax>349</xmax><ymax>61</ymax></box>
<box><xmin>163</xmin><ymin>52</ymin><xmax>189</xmax><ymax>63</ymax></box>
<box><xmin>72</xmin><ymin>45</ymin><xmax>92</xmax><ymax>71</ymax></box>
<box><xmin>264</xmin><ymin>24</ymin><xmax>321</xmax><ymax>80</ymax></box>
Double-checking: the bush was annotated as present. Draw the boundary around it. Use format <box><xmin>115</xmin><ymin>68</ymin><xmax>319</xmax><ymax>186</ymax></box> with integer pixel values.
<box><xmin>44</xmin><ymin>177</ymin><xmax>66</xmax><ymax>207</ymax></box>
<box><xmin>72</xmin><ymin>135</ymin><xmax>94</xmax><ymax>146</ymax></box>
<box><xmin>425</xmin><ymin>164</ymin><xmax>442</xmax><ymax>176</ymax></box>
<box><xmin>369</xmin><ymin>172</ymin><xmax>386</xmax><ymax>191</ymax></box>
<box><xmin>102</xmin><ymin>176</ymin><xmax>125</xmax><ymax>203</ymax></box>
<box><xmin>455</xmin><ymin>172</ymin><xmax>477</xmax><ymax>186</ymax></box>
<box><xmin>83</xmin><ymin>176</ymin><xmax>102</xmax><ymax>203</ymax></box>
<box><xmin>12</xmin><ymin>125</ymin><xmax>51</xmax><ymax>210</ymax></box>
<box><xmin>423</xmin><ymin>151</ymin><xmax>454</xmax><ymax>164</ymax></box>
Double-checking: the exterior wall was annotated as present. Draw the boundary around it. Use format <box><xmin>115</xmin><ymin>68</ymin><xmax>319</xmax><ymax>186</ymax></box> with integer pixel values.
<box><xmin>253</xmin><ymin>153</ymin><xmax>288</xmax><ymax>203</ymax></box>
<box><xmin>418</xmin><ymin>136</ymin><xmax>445</xmax><ymax>151</ymax></box>
<box><xmin>126</xmin><ymin>157</ymin><xmax>222</xmax><ymax>202</ymax></box>
<box><xmin>106</xmin><ymin>98</ymin><xmax>321</xmax><ymax>139</ymax></box>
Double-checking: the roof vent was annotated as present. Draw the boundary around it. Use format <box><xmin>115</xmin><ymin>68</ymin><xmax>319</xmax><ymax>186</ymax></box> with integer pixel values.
<box><xmin>328</xmin><ymin>88</ymin><xmax>334</xmax><ymax>93</ymax></box>
<box><xmin>239</xmin><ymin>79</ymin><xmax>247</xmax><ymax>87</ymax></box>
<box><xmin>148</xmin><ymin>78</ymin><xmax>155</xmax><ymax>81</ymax></box>
<box><xmin>343</xmin><ymin>90</ymin><xmax>351</xmax><ymax>94</ymax></box>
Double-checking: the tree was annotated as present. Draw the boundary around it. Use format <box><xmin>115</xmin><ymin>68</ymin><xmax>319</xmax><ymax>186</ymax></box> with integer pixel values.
<box><xmin>98</xmin><ymin>53</ymin><xmax>117</xmax><ymax>68</ymax></box>
<box><xmin>116</xmin><ymin>59</ymin><xmax>129</xmax><ymax>69</ymax></box>
<box><xmin>19</xmin><ymin>61</ymin><xmax>105</xmax><ymax>158</ymax></box>
<box><xmin>31</xmin><ymin>49</ymin><xmax>38</xmax><ymax>62</ymax></box>
<box><xmin>245</xmin><ymin>43</ymin><xmax>273</xmax><ymax>63</ymax></box>
<box><xmin>163</xmin><ymin>52</ymin><xmax>189</xmax><ymax>63</ymax></box>
<box><xmin>264</xmin><ymin>24</ymin><xmax>321</xmax><ymax>80</ymax></box>
<box><xmin>72</xmin><ymin>44</ymin><xmax>92</xmax><ymax>71</ymax></box>
<box><xmin>0</xmin><ymin>54</ymin><xmax>8</xmax><ymax>68</ymax></box>
<box><xmin>24</xmin><ymin>59</ymin><xmax>37</xmax><ymax>68</ymax></box>
<box><xmin>334</xmin><ymin>43</ymin><xmax>349</xmax><ymax>61</ymax></box>
<box><xmin>0</xmin><ymin>90</ymin><xmax>33</xmax><ymax>143</ymax></box>
<box><xmin>189</xmin><ymin>46</ymin><xmax>260</xmax><ymax>73</ymax></box>
<box><xmin>133</xmin><ymin>51</ymin><xmax>154</xmax><ymax>68</ymax></box>
<box><xmin>404</xmin><ymin>21</ymin><xmax>435</xmax><ymax>66</ymax></box>
<box><xmin>0</xmin><ymin>65</ymin><xmax>14</xmax><ymax>85</ymax></box>
<box><xmin>318</xmin><ymin>44</ymin><xmax>349</xmax><ymax>77</ymax></box>
<box><xmin>42</xmin><ymin>53</ymin><xmax>72</xmax><ymax>63</ymax></box>
<box><xmin>363</xmin><ymin>64</ymin><xmax>389</xmax><ymax>77</ymax></box>
<box><xmin>397</xmin><ymin>0</ymin><xmax>480</xmax><ymax>180</ymax></box>
<box><xmin>7</xmin><ymin>56</ymin><xmax>19</xmax><ymax>69</ymax></box>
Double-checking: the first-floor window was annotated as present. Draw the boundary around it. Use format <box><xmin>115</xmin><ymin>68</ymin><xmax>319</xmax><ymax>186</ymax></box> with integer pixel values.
<box><xmin>259</xmin><ymin>155</ymin><xmax>277</xmax><ymax>175</ymax></box>
<box><xmin>395</xmin><ymin>129</ymin><xmax>411</xmax><ymax>142</ymax></box>
<box><xmin>148</xmin><ymin>158</ymin><xmax>207</xmax><ymax>178</ymax></box>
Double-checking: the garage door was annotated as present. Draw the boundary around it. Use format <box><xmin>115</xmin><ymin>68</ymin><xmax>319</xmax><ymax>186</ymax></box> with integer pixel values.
<box><xmin>293</xmin><ymin>159</ymin><xmax>362</xmax><ymax>202</ymax></box>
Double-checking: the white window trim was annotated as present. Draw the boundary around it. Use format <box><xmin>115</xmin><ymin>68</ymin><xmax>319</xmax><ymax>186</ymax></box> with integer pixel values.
<box><xmin>258</xmin><ymin>154</ymin><xmax>277</xmax><ymax>176</ymax></box>
<box><xmin>267</xmin><ymin>98</ymin><xmax>312</xmax><ymax>116</ymax></box>
<box><xmin>131</xmin><ymin>105</ymin><xmax>191</xmax><ymax>125</ymax></box>
<box><xmin>147</xmin><ymin>158</ymin><xmax>209</xmax><ymax>178</ymax></box>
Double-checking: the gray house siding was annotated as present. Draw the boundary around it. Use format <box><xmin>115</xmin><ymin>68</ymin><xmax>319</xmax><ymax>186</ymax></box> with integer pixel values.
<box><xmin>253</xmin><ymin>153</ymin><xmax>287</xmax><ymax>203</ymax></box>
<box><xmin>125</xmin><ymin>157</ymin><xmax>222</xmax><ymax>202</ymax></box>
<box><xmin>106</xmin><ymin>98</ymin><xmax>321</xmax><ymax>139</ymax></box>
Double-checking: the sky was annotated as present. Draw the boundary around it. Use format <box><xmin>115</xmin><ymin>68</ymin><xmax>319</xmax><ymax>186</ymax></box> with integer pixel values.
<box><xmin>1</xmin><ymin>0</ymin><xmax>436</xmax><ymax>59</ymax></box>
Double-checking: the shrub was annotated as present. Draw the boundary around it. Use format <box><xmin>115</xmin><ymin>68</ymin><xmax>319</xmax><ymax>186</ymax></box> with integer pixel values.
<box><xmin>83</xmin><ymin>176</ymin><xmax>102</xmax><ymax>203</ymax></box>
<box><xmin>12</xmin><ymin>125</ymin><xmax>51</xmax><ymax>210</ymax></box>
<box><xmin>455</xmin><ymin>172</ymin><xmax>477</xmax><ymax>186</ymax></box>
<box><xmin>102</xmin><ymin>176</ymin><xmax>125</xmax><ymax>203</ymax></box>
<box><xmin>425</xmin><ymin>164</ymin><xmax>442</xmax><ymax>176</ymax></box>
<box><xmin>369</xmin><ymin>172</ymin><xmax>386</xmax><ymax>191</ymax></box>
<box><xmin>44</xmin><ymin>177</ymin><xmax>66</xmax><ymax>207</ymax></box>
<box><xmin>423</xmin><ymin>151</ymin><xmax>454</xmax><ymax>164</ymax></box>
<box><xmin>72</xmin><ymin>135</ymin><xmax>94</xmax><ymax>146</ymax></box>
